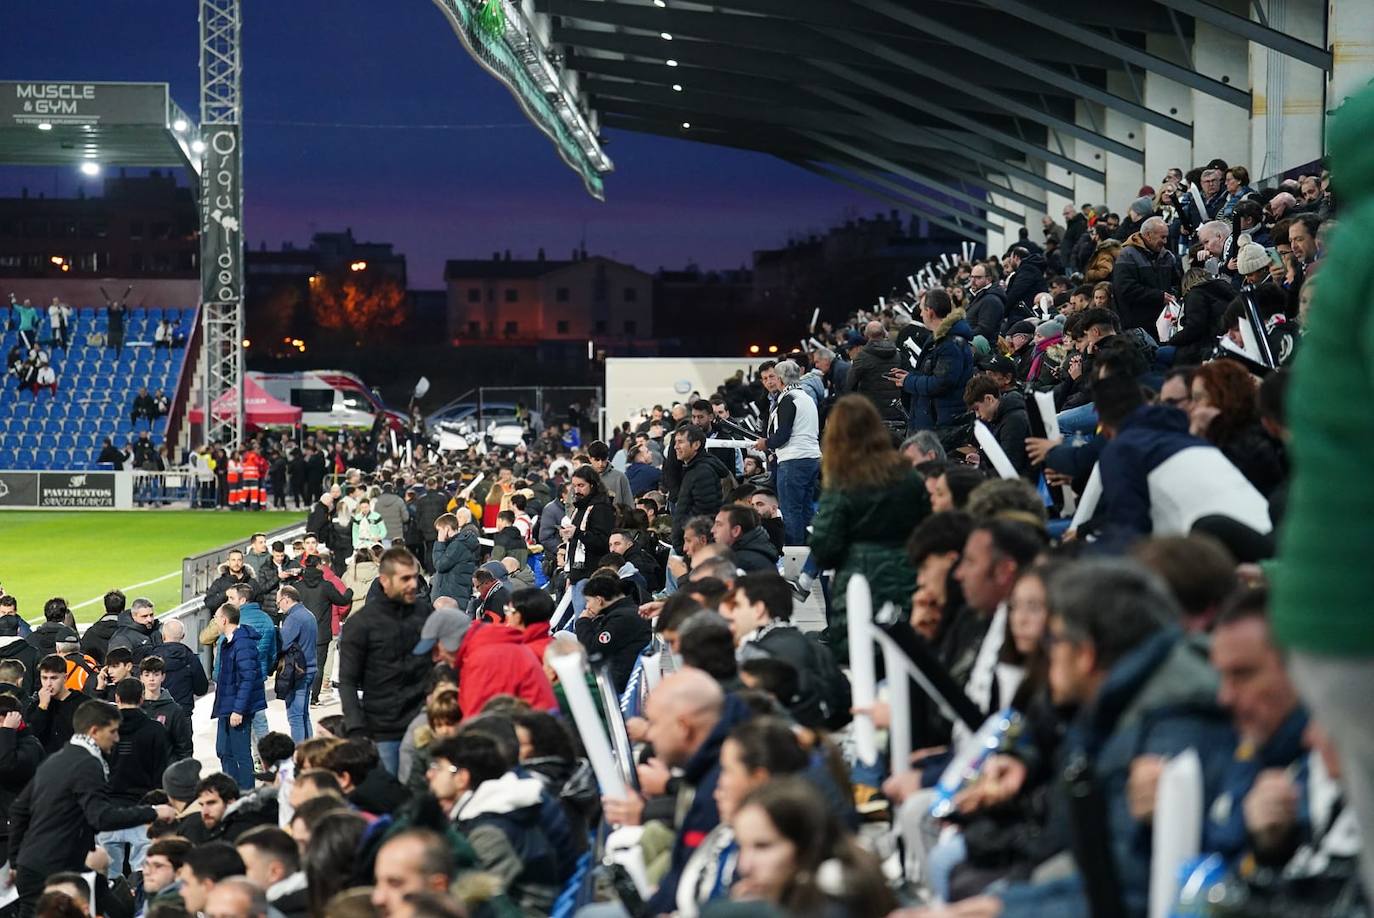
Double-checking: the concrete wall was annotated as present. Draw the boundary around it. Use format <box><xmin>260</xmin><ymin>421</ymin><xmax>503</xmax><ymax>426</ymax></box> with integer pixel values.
<box><xmin>604</xmin><ymin>357</ymin><xmax>757</xmax><ymax>430</ymax></box>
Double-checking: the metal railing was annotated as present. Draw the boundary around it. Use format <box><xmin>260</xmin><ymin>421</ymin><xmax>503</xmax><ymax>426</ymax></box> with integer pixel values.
<box><xmin>167</xmin><ymin>519</ymin><xmax>306</xmax><ymax>675</ymax></box>
<box><xmin>132</xmin><ymin>469</ymin><xmax>218</xmax><ymax>508</ymax></box>
<box><xmin>180</xmin><ymin>520</ymin><xmax>306</xmax><ymax>605</ymax></box>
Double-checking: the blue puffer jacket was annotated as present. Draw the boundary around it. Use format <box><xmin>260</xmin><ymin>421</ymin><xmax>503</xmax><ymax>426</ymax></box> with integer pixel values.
<box><xmin>431</xmin><ymin>525</ymin><xmax>479</xmax><ymax>607</ymax></box>
<box><xmin>236</xmin><ymin>602</ymin><xmax>278</xmax><ymax>683</ymax></box>
<box><xmin>903</xmin><ymin>309</ymin><xmax>976</xmax><ymax>431</ymax></box>
<box><xmin>212</xmin><ymin>624</ymin><xmax>268</xmax><ymax>719</ymax></box>
<box><xmin>1001</xmin><ymin>628</ymin><xmax>1236</xmax><ymax>918</ymax></box>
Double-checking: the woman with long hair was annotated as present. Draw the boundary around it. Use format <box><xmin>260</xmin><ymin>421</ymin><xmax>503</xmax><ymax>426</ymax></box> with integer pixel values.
<box><xmin>304</xmin><ymin>810</ymin><xmax>369</xmax><ymax>916</ymax></box>
<box><xmin>809</xmin><ymin>395</ymin><xmax>931</xmax><ymax>664</ymax></box>
<box><xmin>729</xmin><ymin>777</ymin><xmax>895</xmax><ymax>915</ymax></box>
<box><xmin>677</xmin><ymin>718</ymin><xmax>812</xmax><ymax>916</ymax></box>
<box><xmin>1189</xmin><ymin>360</ymin><xmax>1286</xmax><ymax>496</ymax></box>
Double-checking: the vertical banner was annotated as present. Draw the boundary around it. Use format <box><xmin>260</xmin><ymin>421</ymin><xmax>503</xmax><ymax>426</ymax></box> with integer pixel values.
<box><xmin>201</xmin><ymin>124</ymin><xmax>242</xmax><ymax>306</ymax></box>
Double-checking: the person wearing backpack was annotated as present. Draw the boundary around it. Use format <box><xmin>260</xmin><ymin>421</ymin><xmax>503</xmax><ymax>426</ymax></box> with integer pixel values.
<box><xmin>274</xmin><ymin>586</ymin><xmax>316</xmax><ymax>742</ymax></box>
<box><xmin>728</xmin><ymin>573</ymin><xmax>851</xmax><ymax>732</ymax></box>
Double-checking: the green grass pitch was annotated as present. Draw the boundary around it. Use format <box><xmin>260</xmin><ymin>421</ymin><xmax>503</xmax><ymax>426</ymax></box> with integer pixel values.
<box><xmin>0</xmin><ymin>510</ymin><xmax>305</xmax><ymax>624</ymax></box>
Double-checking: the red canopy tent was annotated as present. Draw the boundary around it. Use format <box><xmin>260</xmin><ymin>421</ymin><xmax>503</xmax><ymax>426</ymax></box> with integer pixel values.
<box><xmin>188</xmin><ymin>376</ymin><xmax>302</xmax><ymax>427</ymax></box>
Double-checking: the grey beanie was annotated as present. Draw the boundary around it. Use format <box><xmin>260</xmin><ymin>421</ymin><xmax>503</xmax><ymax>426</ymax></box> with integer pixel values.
<box><xmin>1036</xmin><ymin>319</ymin><xmax>1065</xmax><ymax>338</ymax></box>
<box><xmin>1130</xmin><ymin>196</ymin><xmax>1154</xmax><ymax>219</ymax></box>
<box><xmin>163</xmin><ymin>758</ymin><xmax>202</xmax><ymax>801</ymax></box>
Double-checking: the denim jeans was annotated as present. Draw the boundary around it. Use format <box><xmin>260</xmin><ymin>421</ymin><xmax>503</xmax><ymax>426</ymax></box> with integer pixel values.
<box><xmin>96</xmin><ymin>824</ymin><xmax>150</xmax><ymax>876</ymax></box>
<box><xmin>285</xmin><ymin>685</ymin><xmax>312</xmax><ymax>742</ymax></box>
<box><xmin>216</xmin><ymin>716</ymin><xmax>255</xmax><ymax>790</ymax></box>
<box><xmin>1057</xmin><ymin>403</ymin><xmax>1099</xmax><ymax>438</ymax></box>
<box><xmin>776</xmin><ymin>457</ymin><xmax>820</xmax><ymax>546</ymax></box>
<box><xmin>375</xmin><ymin>740</ymin><xmax>401</xmax><ymax>776</ymax></box>
<box><xmin>251</xmin><ymin>708</ymin><xmax>269</xmax><ymax>756</ymax></box>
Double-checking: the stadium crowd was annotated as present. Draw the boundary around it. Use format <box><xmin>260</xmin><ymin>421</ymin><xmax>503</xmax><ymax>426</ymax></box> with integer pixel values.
<box><xmin>0</xmin><ymin>84</ymin><xmax>1368</xmax><ymax>918</ymax></box>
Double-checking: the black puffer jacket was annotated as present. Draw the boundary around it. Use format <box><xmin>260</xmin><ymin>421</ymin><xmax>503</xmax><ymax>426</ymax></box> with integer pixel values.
<box><xmin>107</xmin><ymin>611</ymin><xmax>162</xmax><ymax>663</ymax></box>
<box><xmin>670</xmin><ymin>453</ymin><xmax>729</xmax><ymax>551</ymax></box>
<box><xmin>1003</xmin><ymin>252</ymin><xmax>1047</xmax><ymax>321</ymax></box>
<box><xmin>844</xmin><ymin>340</ymin><xmax>905</xmax><ymax>421</ymax></box>
<box><xmin>204</xmin><ymin>566</ymin><xmax>258</xmax><ymax>616</ymax></box>
<box><xmin>159</xmin><ymin>640</ymin><xmax>209</xmax><ymax>721</ymax></box>
<box><xmin>732</xmin><ymin>526</ymin><xmax>781</xmax><ymax>573</ymax></box>
<box><xmin>965</xmin><ymin>286</ymin><xmax>1007</xmax><ymax>344</ymax></box>
<box><xmin>574</xmin><ymin>596</ymin><xmax>651</xmax><ymax>693</ymax></box>
<box><xmin>1113</xmin><ymin>233</ymin><xmax>1181</xmax><ymax>336</ymax></box>
<box><xmin>296</xmin><ymin>564</ymin><xmax>352</xmax><ymax>642</ymax></box>
<box><xmin>567</xmin><ymin>493</ymin><xmax>617</xmax><ymax>584</ymax></box>
<box><xmin>0</xmin><ymin>721</ymin><xmax>43</xmax><ymax>864</ymax></box>
<box><xmin>80</xmin><ymin>613</ymin><xmax>122</xmax><ymax>665</ymax></box>
<box><xmin>337</xmin><ymin>591</ymin><xmax>433</xmax><ymax>741</ymax></box>
<box><xmin>1169</xmin><ymin>277</ymin><xmax>1235</xmax><ymax>364</ymax></box>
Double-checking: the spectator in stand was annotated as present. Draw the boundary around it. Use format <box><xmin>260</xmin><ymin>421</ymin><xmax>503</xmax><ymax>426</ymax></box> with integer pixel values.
<box><xmin>1113</xmin><ymin>215</ymin><xmax>1181</xmax><ymax>337</ymax></box>
<box><xmin>588</xmin><ymin>440</ymin><xmax>634</xmax><ymax>509</ymax></box>
<box><xmin>296</xmin><ymin>554</ymin><xmax>351</xmax><ymax>708</ymax></box>
<box><xmin>1088</xmin><ymin>371</ymin><xmax>1272</xmax><ymax>556</ymax></box>
<box><xmin>8</xmin><ymin>700</ymin><xmax>176</xmax><ymax>913</ymax></box>
<box><xmin>431</xmin><ymin>511</ymin><xmax>478</xmax><ymax>610</ymax></box>
<box><xmin>153</xmin><ymin>618</ymin><xmax>209</xmax><ymax>722</ymax></box>
<box><xmin>338</xmin><ymin>547</ymin><xmax>433</xmax><ymax>775</ymax></box>
<box><xmin>210</xmin><ymin>602</ymin><xmax>268</xmax><ymax>790</ymax></box>
<box><xmin>670</xmin><ymin>426</ymin><xmax>728</xmax><ymax>554</ymax></box>
<box><xmin>137</xmin><ymin>655</ymin><xmax>195</xmax><ymax>762</ymax></box>
<box><xmin>131</xmin><ymin>387</ymin><xmax>158</xmax><ymax>429</ymax></box>
<box><xmin>625</xmin><ymin>444</ymin><xmax>662</xmax><ymax>497</ymax></box>
<box><xmin>225</xmin><ymin>584</ymin><xmax>278</xmax><ymax>755</ymax></box>
<box><xmin>711</xmin><ymin>505</ymin><xmax>780</xmax><ymax>574</ymax></box>
<box><xmin>0</xmin><ymin>629</ymin><xmax>36</xmax><ymax>699</ymax></box>
<box><xmin>965</xmin><ymin>261</ymin><xmax>1008</xmax><ymax>345</ymax></box>
<box><xmin>47</xmin><ymin>298</ymin><xmax>70</xmax><ymax>352</ymax></box>
<box><xmin>964</xmin><ymin>373</ymin><xmax>1031</xmax><ymax>475</ymax></box>
<box><xmin>410</xmin><ymin>478</ymin><xmax>451</xmax><ymax>573</ymax></box>
<box><xmin>25</xmin><ymin>655</ymin><xmax>85</xmax><ymax>754</ymax></box>
<box><xmin>756</xmin><ymin>360</ymin><xmax>822</xmax><ymax>546</ymax></box>
<box><xmin>32</xmin><ymin>357</ymin><xmax>55</xmax><ymax>398</ymax></box>
<box><xmin>842</xmin><ymin>319</ymin><xmax>906</xmax><ymax>425</ymax></box>
<box><xmin>1000</xmin><ymin>245</ymin><xmax>1048</xmax><ymax>333</ymax></box>
<box><xmin>107</xmin><ymin>597</ymin><xmax>161</xmax><ymax>663</ymax></box>
<box><xmin>892</xmin><ymin>289</ymin><xmax>976</xmax><ymax>435</ymax></box>
<box><xmin>100</xmin><ymin>678</ymin><xmax>173</xmax><ymax>877</ymax></box>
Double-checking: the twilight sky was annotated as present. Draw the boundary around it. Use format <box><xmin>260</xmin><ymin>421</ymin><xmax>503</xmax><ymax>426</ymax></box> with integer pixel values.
<box><xmin>0</xmin><ymin>0</ymin><xmax>883</xmax><ymax>287</ymax></box>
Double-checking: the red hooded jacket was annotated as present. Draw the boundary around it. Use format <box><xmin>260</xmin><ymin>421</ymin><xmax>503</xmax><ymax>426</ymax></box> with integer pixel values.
<box><xmin>454</xmin><ymin>621</ymin><xmax>557</xmax><ymax>717</ymax></box>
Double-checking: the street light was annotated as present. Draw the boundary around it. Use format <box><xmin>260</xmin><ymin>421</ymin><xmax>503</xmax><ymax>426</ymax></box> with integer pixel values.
<box><xmin>350</xmin><ymin>261</ymin><xmax>367</xmax><ymax>271</ymax></box>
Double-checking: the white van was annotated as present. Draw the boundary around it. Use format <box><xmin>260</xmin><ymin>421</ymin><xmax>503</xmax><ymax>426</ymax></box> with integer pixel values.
<box><xmin>250</xmin><ymin>370</ymin><xmax>404</xmax><ymax>431</ymax></box>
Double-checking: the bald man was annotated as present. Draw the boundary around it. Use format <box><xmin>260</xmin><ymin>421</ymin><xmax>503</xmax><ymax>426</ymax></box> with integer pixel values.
<box><xmin>842</xmin><ymin>319</ymin><xmax>904</xmax><ymax>424</ymax></box>
<box><xmin>371</xmin><ymin>829</ymin><xmax>454</xmax><ymax>916</ymax></box>
<box><xmin>607</xmin><ymin>668</ymin><xmax>750</xmax><ymax>913</ymax></box>
<box><xmin>205</xmin><ymin>877</ymin><xmax>268</xmax><ymax>918</ymax></box>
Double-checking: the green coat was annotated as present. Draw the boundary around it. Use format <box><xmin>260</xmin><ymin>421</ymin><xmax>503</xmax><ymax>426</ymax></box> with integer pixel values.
<box><xmin>808</xmin><ymin>468</ymin><xmax>930</xmax><ymax>664</ymax></box>
<box><xmin>1273</xmin><ymin>82</ymin><xmax>1374</xmax><ymax>657</ymax></box>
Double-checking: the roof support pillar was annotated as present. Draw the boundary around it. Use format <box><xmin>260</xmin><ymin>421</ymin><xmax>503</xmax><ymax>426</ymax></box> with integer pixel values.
<box><xmin>1250</xmin><ymin>0</ymin><xmax>1326</xmax><ymax>177</ymax></box>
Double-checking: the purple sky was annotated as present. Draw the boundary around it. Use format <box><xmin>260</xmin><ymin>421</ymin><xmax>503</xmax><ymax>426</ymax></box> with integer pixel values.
<box><xmin>1</xmin><ymin>0</ymin><xmax>885</xmax><ymax>287</ymax></box>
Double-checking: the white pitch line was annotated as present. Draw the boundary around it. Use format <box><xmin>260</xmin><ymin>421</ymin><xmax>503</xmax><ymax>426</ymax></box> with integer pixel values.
<box><xmin>69</xmin><ymin>570</ymin><xmax>181</xmax><ymax>610</ymax></box>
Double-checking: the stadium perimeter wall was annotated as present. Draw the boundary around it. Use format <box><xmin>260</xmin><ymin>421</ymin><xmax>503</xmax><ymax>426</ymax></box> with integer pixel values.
<box><xmin>605</xmin><ymin>357</ymin><xmax>760</xmax><ymax>428</ymax></box>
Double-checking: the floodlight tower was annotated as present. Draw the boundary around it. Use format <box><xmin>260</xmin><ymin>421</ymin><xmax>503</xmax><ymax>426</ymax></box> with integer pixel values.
<box><xmin>199</xmin><ymin>0</ymin><xmax>244</xmax><ymax>447</ymax></box>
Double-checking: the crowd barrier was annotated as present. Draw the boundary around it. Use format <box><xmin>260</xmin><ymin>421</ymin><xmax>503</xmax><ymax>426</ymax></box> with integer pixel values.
<box><xmin>162</xmin><ymin>521</ymin><xmax>307</xmax><ymax>675</ymax></box>
<box><xmin>131</xmin><ymin>469</ymin><xmax>218</xmax><ymax>508</ymax></box>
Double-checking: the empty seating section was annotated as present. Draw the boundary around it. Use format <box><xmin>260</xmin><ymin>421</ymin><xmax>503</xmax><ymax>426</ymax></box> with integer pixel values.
<box><xmin>1</xmin><ymin>308</ymin><xmax>195</xmax><ymax>470</ymax></box>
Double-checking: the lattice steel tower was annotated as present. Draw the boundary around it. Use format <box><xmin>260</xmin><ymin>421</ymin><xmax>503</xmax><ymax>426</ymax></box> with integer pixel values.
<box><xmin>199</xmin><ymin>0</ymin><xmax>244</xmax><ymax>447</ymax></box>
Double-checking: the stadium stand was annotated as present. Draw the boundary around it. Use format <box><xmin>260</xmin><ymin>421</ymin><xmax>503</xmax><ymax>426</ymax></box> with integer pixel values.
<box><xmin>1</xmin><ymin>307</ymin><xmax>194</xmax><ymax>470</ymax></box>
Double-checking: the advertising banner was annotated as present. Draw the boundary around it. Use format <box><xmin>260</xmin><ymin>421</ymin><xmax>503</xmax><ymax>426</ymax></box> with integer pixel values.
<box><xmin>0</xmin><ymin>81</ymin><xmax>167</xmax><ymax>127</ymax></box>
<box><xmin>0</xmin><ymin>471</ymin><xmax>39</xmax><ymax>508</ymax></box>
<box><xmin>37</xmin><ymin>472</ymin><xmax>116</xmax><ymax>509</ymax></box>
